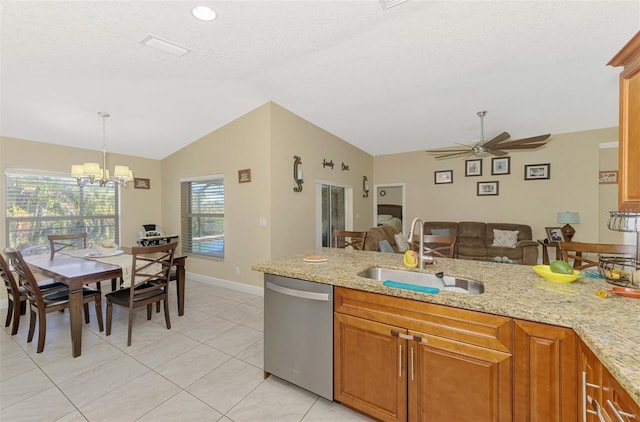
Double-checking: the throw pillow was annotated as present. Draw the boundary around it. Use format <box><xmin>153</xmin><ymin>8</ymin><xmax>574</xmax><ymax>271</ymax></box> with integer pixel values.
<box><xmin>431</xmin><ymin>228</ymin><xmax>451</xmax><ymax>236</ymax></box>
<box><xmin>379</xmin><ymin>240</ymin><xmax>395</xmax><ymax>253</ymax></box>
<box><xmin>492</xmin><ymin>229</ymin><xmax>519</xmax><ymax>248</ymax></box>
<box><xmin>394</xmin><ymin>233</ymin><xmax>410</xmax><ymax>252</ymax></box>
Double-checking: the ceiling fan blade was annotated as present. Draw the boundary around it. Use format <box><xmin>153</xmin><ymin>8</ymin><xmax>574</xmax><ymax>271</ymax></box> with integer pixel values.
<box><xmin>435</xmin><ymin>151</ymin><xmax>474</xmax><ymax>159</ymax></box>
<box><xmin>481</xmin><ymin>132</ymin><xmax>511</xmax><ymax>148</ymax></box>
<box><xmin>489</xmin><ymin>149</ymin><xmax>509</xmax><ymax>157</ymax></box>
<box><xmin>496</xmin><ymin>134</ymin><xmax>551</xmax><ymax>148</ymax></box>
<box><xmin>426</xmin><ymin>148</ymin><xmax>472</xmax><ymax>153</ymax></box>
<box><xmin>496</xmin><ymin>143</ymin><xmax>547</xmax><ymax>150</ymax></box>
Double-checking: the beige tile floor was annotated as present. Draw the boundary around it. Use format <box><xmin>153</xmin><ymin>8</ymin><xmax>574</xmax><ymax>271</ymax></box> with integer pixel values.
<box><xmin>0</xmin><ymin>279</ymin><xmax>372</xmax><ymax>421</ymax></box>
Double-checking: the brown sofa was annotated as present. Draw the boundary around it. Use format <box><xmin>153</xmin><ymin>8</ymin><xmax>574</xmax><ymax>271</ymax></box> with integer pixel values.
<box><xmin>423</xmin><ymin>221</ymin><xmax>538</xmax><ymax>265</ymax></box>
<box><xmin>363</xmin><ymin>225</ymin><xmax>402</xmax><ymax>253</ymax></box>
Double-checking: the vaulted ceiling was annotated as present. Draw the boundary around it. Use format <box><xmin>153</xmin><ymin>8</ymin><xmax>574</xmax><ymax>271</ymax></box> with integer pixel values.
<box><xmin>1</xmin><ymin>1</ymin><xmax>638</xmax><ymax>160</ymax></box>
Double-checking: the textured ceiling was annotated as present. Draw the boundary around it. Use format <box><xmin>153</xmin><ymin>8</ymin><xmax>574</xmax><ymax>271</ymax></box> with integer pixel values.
<box><xmin>1</xmin><ymin>1</ymin><xmax>638</xmax><ymax>160</ymax></box>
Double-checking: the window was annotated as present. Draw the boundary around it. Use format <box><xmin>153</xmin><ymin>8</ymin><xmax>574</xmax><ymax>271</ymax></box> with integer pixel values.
<box><xmin>181</xmin><ymin>175</ymin><xmax>224</xmax><ymax>258</ymax></box>
<box><xmin>5</xmin><ymin>170</ymin><xmax>119</xmax><ymax>254</ymax></box>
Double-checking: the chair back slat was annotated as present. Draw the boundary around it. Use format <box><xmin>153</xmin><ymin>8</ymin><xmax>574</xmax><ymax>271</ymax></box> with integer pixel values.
<box><xmin>558</xmin><ymin>241</ymin><xmax>635</xmax><ymax>270</ymax></box>
<box><xmin>0</xmin><ymin>253</ymin><xmax>20</xmax><ymax>297</ymax></box>
<box><xmin>3</xmin><ymin>249</ymin><xmax>45</xmax><ymax>308</ymax></box>
<box><xmin>333</xmin><ymin>230</ymin><xmax>367</xmax><ymax>250</ymax></box>
<box><xmin>48</xmin><ymin>233</ymin><xmax>87</xmax><ymax>259</ymax></box>
<box><xmin>127</xmin><ymin>242</ymin><xmax>177</xmax><ymax>306</ymax></box>
<box><xmin>412</xmin><ymin>235</ymin><xmax>456</xmax><ymax>258</ymax></box>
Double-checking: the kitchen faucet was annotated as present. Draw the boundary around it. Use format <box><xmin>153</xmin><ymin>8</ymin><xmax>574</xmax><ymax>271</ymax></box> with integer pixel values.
<box><xmin>408</xmin><ymin>218</ymin><xmax>434</xmax><ymax>269</ymax></box>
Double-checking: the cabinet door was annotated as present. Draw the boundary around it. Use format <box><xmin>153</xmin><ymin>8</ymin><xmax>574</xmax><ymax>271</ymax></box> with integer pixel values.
<box><xmin>602</xmin><ymin>368</ymin><xmax>640</xmax><ymax>422</ymax></box>
<box><xmin>514</xmin><ymin>320</ymin><xmax>577</xmax><ymax>421</ymax></box>
<box><xmin>334</xmin><ymin>313</ymin><xmax>407</xmax><ymax>422</ymax></box>
<box><xmin>578</xmin><ymin>340</ymin><xmax>604</xmax><ymax>422</ymax></box>
<box><xmin>408</xmin><ymin>331</ymin><xmax>512</xmax><ymax>422</ymax></box>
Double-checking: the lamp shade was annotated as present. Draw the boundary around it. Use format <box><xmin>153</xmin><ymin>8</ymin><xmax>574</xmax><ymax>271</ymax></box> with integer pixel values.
<box><xmin>557</xmin><ymin>211</ymin><xmax>580</xmax><ymax>225</ymax></box>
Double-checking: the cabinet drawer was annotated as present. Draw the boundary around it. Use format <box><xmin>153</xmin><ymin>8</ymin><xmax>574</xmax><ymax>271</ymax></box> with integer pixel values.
<box><xmin>335</xmin><ymin>287</ymin><xmax>512</xmax><ymax>353</ymax></box>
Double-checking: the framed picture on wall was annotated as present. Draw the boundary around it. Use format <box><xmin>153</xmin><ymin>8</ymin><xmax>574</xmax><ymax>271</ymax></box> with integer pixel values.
<box><xmin>477</xmin><ymin>181</ymin><xmax>499</xmax><ymax>196</ymax></box>
<box><xmin>238</xmin><ymin>169</ymin><xmax>251</xmax><ymax>183</ymax></box>
<box><xmin>491</xmin><ymin>157</ymin><xmax>510</xmax><ymax>175</ymax></box>
<box><xmin>134</xmin><ymin>178</ymin><xmax>150</xmax><ymax>189</ymax></box>
<box><xmin>434</xmin><ymin>170</ymin><xmax>453</xmax><ymax>184</ymax></box>
<box><xmin>524</xmin><ymin>163</ymin><xmax>550</xmax><ymax>180</ymax></box>
<box><xmin>598</xmin><ymin>171</ymin><xmax>618</xmax><ymax>184</ymax></box>
<box><xmin>465</xmin><ymin>159</ymin><xmax>482</xmax><ymax>177</ymax></box>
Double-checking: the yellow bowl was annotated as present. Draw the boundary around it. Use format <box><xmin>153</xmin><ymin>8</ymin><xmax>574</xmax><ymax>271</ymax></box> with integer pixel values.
<box><xmin>532</xmin><ymin>265</ymin><xmax>581</xmax><ymax>283</ymax></box>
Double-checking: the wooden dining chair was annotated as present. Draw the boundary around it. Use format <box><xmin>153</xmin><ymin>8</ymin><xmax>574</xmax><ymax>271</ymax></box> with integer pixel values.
<box><xmin>105</xmin><ymin>242</ymin><xmax>177</xmax><ymax>346</ymax></box>
<box><xmin>3</xmin><ymin>249</ymin><xmax>103</xmax><ymax>352</ymax></box>
<box><xmin>0</xmin><ymin>251</ymin><xmax>67</xmax><ymax>335</ymax></box>
<box><xmin>558</xmin><ymin>241</ymin><xmax>636</xmax><ymax>270</ymax></box>
<box><xmin>412</xmin><ymin>235</ymin><xmax>456</xmax><ymax>258</ymax></box>
<box><xmin>333</xmin><ymin>230</ymin><xmax>367</xmax><ymax>250</ymax></box>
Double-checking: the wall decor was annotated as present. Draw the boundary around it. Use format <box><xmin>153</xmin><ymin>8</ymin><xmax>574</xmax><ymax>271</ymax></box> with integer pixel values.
<box><xmin>491</xmin><ymin>157</ymin><xmax>510</xmax><ymax>175</ymax></box>
<box><xmin>434</xmin><ymin>170</ymin><xmax>453</xmax><ymax>184</ymax></box>
<box><xmin>293</xmin><ymin>156</ymin><xmax>303</xmax><ymax>192</ymax></box>
<box><xmin>238</xmin><ymin>168</ymin><xmax>251</xmax><ymax>183</ymax></box>
<box><xmin>524</xmin><ymin>163</ymin><xmax>550</xmax><ymax>180</ymax></box>
<box><xmin>598</xmin><ymin>170</ymin><xmax>618</xmax><ymax>184</ymax></box>
<box><xmin>342</xmin><ymin>162</ymin><xmax>350</xmax><ymax>171</ymax></box>
<box><xmin>465</xmin><ymin>159</ymin><xmax>482</xmax><ymax>177</ymax></box>
<box><xmin>322</xmin><ymin>159</ymin><xmax>334</xmax><ymax>169</ymax></box>
<box><xmin>134</xmin><ymin>178</ymin><xmax>150</xmax><ymax>189</ymax></box>
<box><xmin>477</xmin><ymin>181</ymin><xmax>499</xmax><ymax>196</ymax></box>
<box><xmin>545</xmin><ymin>226</ymin><xmax>564</xmax><ymax>242</ymax></box>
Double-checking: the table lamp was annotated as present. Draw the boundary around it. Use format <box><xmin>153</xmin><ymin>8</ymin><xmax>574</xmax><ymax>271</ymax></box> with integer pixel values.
<box><xmin>557</xmin><ymin>211</ymin><xmax>580</xmax><ymax>241</ymax></box>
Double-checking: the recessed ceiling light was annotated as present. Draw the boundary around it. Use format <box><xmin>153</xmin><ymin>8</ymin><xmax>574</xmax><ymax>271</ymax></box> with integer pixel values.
<box><xmin>192</xmin><ymin>6</ymin><xmax>217</xmax><ymax>21</ymax></box>
<box><xmin>140</xmin><ymin>34</ymin><xmax>190</xmax><ymax>57</ymax></box>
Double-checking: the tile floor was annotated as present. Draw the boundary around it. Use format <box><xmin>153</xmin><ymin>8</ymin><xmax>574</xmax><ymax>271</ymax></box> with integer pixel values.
<box><xmin>0</xmin><ymin>279</ymin><xmax>372</xmax><ymax>421</ymax></box>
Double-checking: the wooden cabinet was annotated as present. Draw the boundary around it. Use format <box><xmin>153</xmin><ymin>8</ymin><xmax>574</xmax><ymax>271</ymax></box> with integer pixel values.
<box><xmin>513</xmin><ymin>319</ymin><xmax>577</xmax><ymax>421</ymax></box>
<box><xmin>578</xmin><ymin>338</ymin><xmax>640</xmax><ymax>422</ymax></box>
<box><xmin>334</xmin><ymin>287</ymin><xmax>512</xmax><ymax>421</ymax></box>
<box><xmin>608</xmin><ymin>31</ymin><xmax>640</xmax><ymax>210</ymax></box>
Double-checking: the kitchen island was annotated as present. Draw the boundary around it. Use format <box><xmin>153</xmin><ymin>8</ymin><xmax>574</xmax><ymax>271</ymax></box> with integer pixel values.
<box><xmin>253</xmin><ymin>248</ymin><xmax>640</xmax><ymax>409</ymax></box>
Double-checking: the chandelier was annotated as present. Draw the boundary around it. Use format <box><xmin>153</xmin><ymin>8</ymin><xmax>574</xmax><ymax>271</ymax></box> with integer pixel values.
<box><xmin>71</xmin><ymin>112</ymin><xmax>133</xmax><ymax>187</ymax></box>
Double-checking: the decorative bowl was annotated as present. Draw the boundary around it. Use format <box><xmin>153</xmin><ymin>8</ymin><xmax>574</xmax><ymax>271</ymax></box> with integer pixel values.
<box><xmin>94</xmin><ymin>245</ymin><xmax>119</xmax><ymax>256</ymax></box>
<box><xmin>532</xmin><ymin>265</ymin><xmax>581</xmax><ymax>283</ymax></box>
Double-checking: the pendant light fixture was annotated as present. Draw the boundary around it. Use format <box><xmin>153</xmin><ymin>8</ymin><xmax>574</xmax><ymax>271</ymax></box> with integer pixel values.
<box><xmin>71</xmin><ymin>112</ymin><xmax>133</xmax><ymax>187</ymax></box>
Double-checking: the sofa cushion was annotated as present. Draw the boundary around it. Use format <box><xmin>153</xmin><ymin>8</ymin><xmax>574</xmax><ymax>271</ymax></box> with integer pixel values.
<box><xmin>492</xmin><ymin>229</ymin><xmax>519</xmax><ymax>248</ymax></box>
<box><xmin>364</xmin><ymin>225</ymin><xmax>399</xmax><ymax>252</ymax></box>
<box><xmin>393</xmin><ymin>233</ymin><xmax>410</xmax><ymax>252</ymax></box>
<box><xmin>431</xmin><ymin>228</ymin><xmax>451</xmax><ymax>236</ymax></box>
<box><xmin>379</xmin><ymin>240</ymin><xmax>395</xmax><ymax>253</ymax></box>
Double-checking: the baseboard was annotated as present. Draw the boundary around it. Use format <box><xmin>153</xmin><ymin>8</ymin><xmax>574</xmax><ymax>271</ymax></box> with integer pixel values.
<box><xmin>187</xmin><ymin>272</ymin><xmax>264</xmax><ymax>297</ymax></box>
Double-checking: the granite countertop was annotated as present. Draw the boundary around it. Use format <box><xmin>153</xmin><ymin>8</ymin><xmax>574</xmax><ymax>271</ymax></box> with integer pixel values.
<box><xmin>253</xmin><ymin>248</ymin><xmax>640</xmax><ymax>406</ymax></box>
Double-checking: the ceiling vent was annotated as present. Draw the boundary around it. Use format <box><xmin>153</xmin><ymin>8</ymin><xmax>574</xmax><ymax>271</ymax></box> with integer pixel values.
<box><xmin>140</xmin><ymin>34</ymin><xmax>190</xmax><ymax>57</ymax></box>
<box><xmin>379</xmin><ymin>0</ymin><xmax>409</xmax><ymax>10</ymax></box>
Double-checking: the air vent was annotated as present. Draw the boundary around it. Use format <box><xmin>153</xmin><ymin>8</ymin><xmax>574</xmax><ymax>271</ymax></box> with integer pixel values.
<box><xmin>140</xmin><ymin>34</ymin><xmax>190</xmax><ymax>57</ymax></box>
<box><xmin>379</xmin><ymin>0</ymin><xmax>409</xmax><ymax>10</ymax></box>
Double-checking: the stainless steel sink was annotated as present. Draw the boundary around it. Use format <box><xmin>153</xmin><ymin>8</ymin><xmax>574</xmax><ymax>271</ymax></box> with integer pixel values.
<box><xmin>358</xmin><ymin>268</ymin><xmax>484</xmax><ymax>294</ymax></box>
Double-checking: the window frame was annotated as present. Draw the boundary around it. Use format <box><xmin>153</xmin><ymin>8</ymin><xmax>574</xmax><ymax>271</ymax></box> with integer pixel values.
<box><xmin>180</xmin><ymin>174</ymin><xmax>225</xmax><ymax>259</ymax></box>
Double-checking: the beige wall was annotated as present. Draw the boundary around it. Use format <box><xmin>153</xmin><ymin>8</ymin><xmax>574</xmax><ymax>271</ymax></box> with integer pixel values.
<box><xmin>373</xmin><ymin>127</ymin><xmax>621</xmax><ymax>250</ymax></box>
<box><xmin>160</xmin><ymin>102</ymin><xmax>374</xmax><ymax>287</ymax></box>
<box><xmin>598</xmin><ymin>144</ymin><xmax>623</xmax><ymax>244</ymax></box>
<box><xmin>0</xmin><ymin>136</ymin><xmax>162</xmax><ymax>249</ymax></box>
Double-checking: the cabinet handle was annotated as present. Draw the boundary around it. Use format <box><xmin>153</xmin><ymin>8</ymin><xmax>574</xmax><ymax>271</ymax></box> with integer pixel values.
<box><xmin>398</xmin><ymin>344</ymin><xmax>402</xmax><ymax>378</ymax></box>
<box><xmin>588</xmin><ymin>397</ymin><xmax>607</xmax><ymax>422</ymax></box>
<box><xmin>410</xmin><ymin>346</ymin><xmax>415</xmax><ymax>382</ymax></box>
<box><xmin>607</xmin><ymin>399</ymin><xmax>636</xmax><ymax>421</ymax></box>
<box><xmin>583</xmin><ymin>371</ymin><xmax>603</xmax><ymax>422</ymax></box>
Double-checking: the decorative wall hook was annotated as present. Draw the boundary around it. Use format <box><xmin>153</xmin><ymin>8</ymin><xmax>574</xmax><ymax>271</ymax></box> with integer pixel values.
<box><xmin>362</xmin><ymin>176</ymin><xmax>369</xmax><ymax>198</ymax></box>
<box><xmin>322</xmin><ymin>159</ymin><xmax>334</xmax><ymax>169</ymax></box>
<box><xmin>293</xmin><ymin>155</ymin><xmax>303</xmax><ymax>192</ymax></box>
<box><xmin>342</xmin><ymin>162</ymin><xmax>350</xmax><ymax>171</ymax></box>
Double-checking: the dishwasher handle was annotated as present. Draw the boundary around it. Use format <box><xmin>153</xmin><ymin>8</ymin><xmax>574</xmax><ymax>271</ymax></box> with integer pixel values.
<box><xmin>266</xmin><ymin>281</ymin><xmax>330</xmax><ymax>301</ymax></box>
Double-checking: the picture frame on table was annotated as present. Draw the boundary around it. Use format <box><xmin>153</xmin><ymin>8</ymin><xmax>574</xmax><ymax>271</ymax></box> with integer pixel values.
<box><xmin>545</xmin><ymin>227</ymin><xmax>564</xmax><ymax>242</ymax></box>
<box><xmin>238</xmin><ymin>168</ymin><xmax>251</xmax><ymax>183</ymax></box>
<box><xmin>524</xmin><ymin>163</ymin><xmax>550</xmax><ymax>180</ymax></box>
<box><xmin>133</xmin><ymin>178</ymin><xmax>150</xmax><ymax>189</ymax></box>
<box><xmin>477</xmin><ymin>181</ymin><xmax>499</xmax><ymax>196</ymax></box>
<box><xmin>434</xmin><ymin>170</ymin><xmax>453</xmax><ymax>184</ymax></box>
<box><xmin>465</xmin><ymin>159</ymin><xmax>482</xmax><ymax>177</ymax></box>
<box><xmin>491</xmin><ymin>157</ymin><xmax>510</xmax><ymax>175</ymax></box>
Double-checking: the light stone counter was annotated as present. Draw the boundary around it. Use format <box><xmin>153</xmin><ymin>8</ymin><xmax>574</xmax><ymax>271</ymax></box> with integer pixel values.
<box><xmin>253</xmin><ymin>248</ymin><xmax>640</xmax><ymax>406</ymax></box>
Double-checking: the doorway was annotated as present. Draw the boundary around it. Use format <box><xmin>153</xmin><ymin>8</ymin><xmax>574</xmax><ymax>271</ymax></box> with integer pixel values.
<box><xmin>373</xmin><ymin>183</ymin><xmax>406</xmax><ymax>234</ymax></box>
<box><xmin>316</xmin><ymin>181</ymin><xmax>353</xmax><ymax>248</ymax></box>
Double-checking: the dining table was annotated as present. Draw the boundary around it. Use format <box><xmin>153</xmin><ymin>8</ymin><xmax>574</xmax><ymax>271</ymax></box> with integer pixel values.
<box><xmin>25</xmin><ymin>250</ymin><xmax>187</xmax><ymax>358</ymax></box>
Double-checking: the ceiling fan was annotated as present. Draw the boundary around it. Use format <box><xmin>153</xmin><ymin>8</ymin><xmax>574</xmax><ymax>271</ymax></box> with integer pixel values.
<box><xmin>426</xmin><ymin>111</ymin><xmax>551</xmax><ymax>159</ymax></box>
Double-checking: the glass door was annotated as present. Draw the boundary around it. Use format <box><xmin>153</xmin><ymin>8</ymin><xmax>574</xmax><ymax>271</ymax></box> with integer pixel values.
<box><xmin>318</xmin><ymin>183</ymin><xmax>346</xmax><ymax>248</ymax></box>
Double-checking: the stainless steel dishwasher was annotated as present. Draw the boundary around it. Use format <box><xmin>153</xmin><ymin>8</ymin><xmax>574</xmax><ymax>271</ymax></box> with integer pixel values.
<box><xmin>264</xmin><ymin>273</ymin><xmax>334</xmax><ymax>400</ymax></box>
